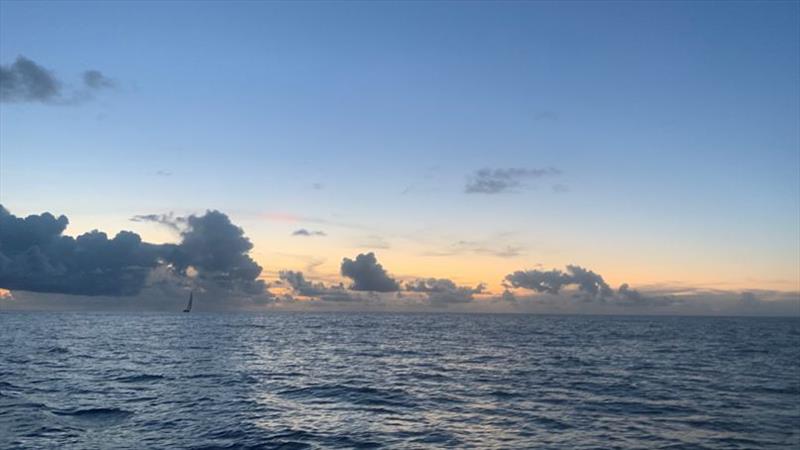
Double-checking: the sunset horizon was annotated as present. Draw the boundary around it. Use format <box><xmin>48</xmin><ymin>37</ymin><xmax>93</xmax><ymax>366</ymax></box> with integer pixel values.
<box><xmin>1</xmin><ymin>203</ymin><xmax>798</xmax><ymax>316</ymax></box>
<box><xmin>1</xmin><ymin>1</ymin><xmax>798</xmax><ymax>449</ymax></box>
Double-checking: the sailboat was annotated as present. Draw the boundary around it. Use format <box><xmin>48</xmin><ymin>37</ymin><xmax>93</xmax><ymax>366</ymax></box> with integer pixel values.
<box><xmin>183</xmin><ymin>291</ymin><xmax>193</xmax><ymax>313</ymax></box>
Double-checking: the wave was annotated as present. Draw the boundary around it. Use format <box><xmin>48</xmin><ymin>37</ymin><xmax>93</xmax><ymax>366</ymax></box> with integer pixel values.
<box><xmin>44</xmin><ymin>347</ymin><xmax>69</xmax><ymax>354</ymax></box>
<box><xmin>112</xmin><ymin>374</ymin><xmax>166</xmax><ymax>383</ymax></box>
<box><xmin>50</xmin><ymin>407</ymin><xmax>133</xmax><ymax>428</ymax></box>
<box><xmin>279</xmin><ymin>384</ymin><xmax>417</xmax><ymax>409</ymax></box>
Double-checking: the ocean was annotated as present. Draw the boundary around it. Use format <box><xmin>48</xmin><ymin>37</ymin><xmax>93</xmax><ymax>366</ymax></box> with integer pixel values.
<box><xmin>1</xmin><ymin>313</ymin><xmax>798</xmax><ymax>449</ymax></box>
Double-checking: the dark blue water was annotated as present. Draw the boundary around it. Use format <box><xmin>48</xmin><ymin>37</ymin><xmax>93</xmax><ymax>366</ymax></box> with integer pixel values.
<box><xmin>1</xmin><ymin>313</ymin><xmax>798</xmax><ymax>449</ymax></box>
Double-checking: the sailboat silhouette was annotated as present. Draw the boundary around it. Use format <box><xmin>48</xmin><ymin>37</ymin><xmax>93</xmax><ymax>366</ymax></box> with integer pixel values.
<box><xmin>183</xmin><ymin>291</ymin><xmax>193</xmax><ymax>313</ymax></box>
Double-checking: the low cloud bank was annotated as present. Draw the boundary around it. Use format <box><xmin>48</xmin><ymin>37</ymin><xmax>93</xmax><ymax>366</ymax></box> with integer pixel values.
<box><xmin>0</xmin><ymin>206</ymin><xmax>270</xmax><ymax>305</ymax></box>
<box><xmin>1</xmin><ymin>206</ymin><xmax>797</xmax><ymax>315</ymax></box>
<box><xmin>406</xmin><ymin>278</ymin><xmax>485</xmax><ymax>306</ymax></box>
<box><xmin>503</xmin><ymin>264</ymin><xmax>671</xmax><ymax>306</ymax></box>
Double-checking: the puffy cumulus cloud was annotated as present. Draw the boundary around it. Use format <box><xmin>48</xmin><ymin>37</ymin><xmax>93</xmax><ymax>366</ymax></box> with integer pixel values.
<box><xmin>292</xmin><ymin>229</ymin><xmax>326</xmax><ymax>237</ymax></box>
<box><xmin>465</xmin><ymin>167</ymin><xmax>560</xmax><ymax>194</ymax></box>
<box><xmin>0</xmin><ymin>205</ymin><xmax>272</xmax><ymax>304</ymax></box>
<box><xmin>565</xmin><ymin>265</ymin><xmax>614</xmax><ymax>298</ymax></box>
<box><xmin>504</xmin><ymin>264</ymin><xmax>656</xmax><ymax>304</ymax></box>
<box><xmin>0</xmin><ymin>205</ymin><xmax>169</xmax><ymax>296</ymax></box>
<box><xmin>0</xmin><ymin>55</ymin><xmax>114</xmax><ymax>104</ymax></box>
<box><xmin>406</xmin><ymin>278</ymin><xmax>485</xmax><ymax>306</ymax></box>
<box><xmin>170</xmin><ymin>211</ymin><xmax>266</xmax><ymax>296</ymax></box>
<box><xmin>278</xmin><ymin>270</ymin><xmax>357</xmax><ymax>302</ymax></box>
<box><xmin>340</xmin><ymin>252</ymin><xmax>400</xmax><ymax>292</ymax></box>
<box><xmin>504</xmin><ymin>268</ymin><xmax>572</xmax><ymax>295</ymax></box>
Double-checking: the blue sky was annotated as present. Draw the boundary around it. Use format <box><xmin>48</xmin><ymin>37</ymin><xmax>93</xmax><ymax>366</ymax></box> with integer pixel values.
<box><xmin>1</xmin><ymin>1</ymin><xmax>798</xmax><ymax>311</ymax></box>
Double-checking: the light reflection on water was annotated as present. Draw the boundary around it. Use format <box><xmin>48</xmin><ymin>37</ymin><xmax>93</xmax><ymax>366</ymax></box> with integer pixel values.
<box><xmin>1</xmin><ymin>312</ymin><xmax>798</xmax><ymax>449</ymax></box>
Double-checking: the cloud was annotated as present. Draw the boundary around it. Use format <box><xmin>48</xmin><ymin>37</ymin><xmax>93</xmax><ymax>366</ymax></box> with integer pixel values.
<box><xmin>406</xmin><ymin>278</ymin><xmax>485</xmax><ymax>306</ymax></box>
<box><xmin>505</xmin><ymin>268</ymin><xmax>571</xmax><ymax>295</ymax></box>
<box><xmin>614</xmin><ymin>283</ymin><xmax>673</xmax><ymax>306</ymax></box>
<box><xmin>3</xmin><ymin>205</ymin><xmax>797</xmax><ymax>315</ymax></box>
<box><xmin>0</xmin><ymin>55</ymin><xmax>114</xmax><ymax>104</ymax></box>
<box><xmin>83</xmin><ymin>70</ymin><xmax>114</xmax><ymax>89</ymax></box>
<box><xmin>503</xmin><ymin>264</ymin><xmax>687</xmax><ymax>309</ymax></box>
<box><xmin>0</xmin><ymin>205</ymin><xmax>169</xmax><ymax>296</ymax></box>
<box><xmin>0</xmin><ymin>56</ymin><xmax>61</xmax><ymax>103</ymax></box>
<box><xmin>278</xmin><ymin>270</ymin><xmax>356</xmax><ymax>302</ymax></box>
<box><xmin>465</xmin><ymin>167</ymin><xmax>561</xmax><ymax>194</ymax></box>
<box><xmin>0</xmin><ymin>205</ymin><xmax>270</xmax><ymax>302</ymax></box>
<box><xmin>130</xmin><ymin>213</ymin><xmax>186</xmax><ymax>232</ymax></box>
<box><xmin>279</xmin><ymin>270</ymin><xmax>329</xmax><ymax>297</ymax></box>
<box><xmin>170</xmin><ymin>211</ymin><xmax>267</xmax><ymax>296</ymax></box>
<box><xmin>292</xmin><ymin>229</ymin><xmax>326</xmax><ymax>237</ymax></box>
<box><xmin>505</xmin><ymin>265</ymin><xmax>624</xmax><ymax>301</ymax></box>
<box><xmin>424</xmin><ymin>238</ymin><xmax>525</xmax><ymax>259</ymax></box>
<box><xmin>340</xmin><ymin>252</ymin><xmax>399</xmax><ymax>292</ymax></box>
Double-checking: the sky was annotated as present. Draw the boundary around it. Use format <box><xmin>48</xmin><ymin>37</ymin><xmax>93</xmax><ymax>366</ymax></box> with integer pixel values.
<box><xmin>0</xmin><ymin>1</ymin><xmax>798</xmax><ymax>314</ymax></box>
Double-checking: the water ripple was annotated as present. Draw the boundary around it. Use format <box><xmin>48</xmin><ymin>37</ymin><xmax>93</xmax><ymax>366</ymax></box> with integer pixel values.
<box><xmin>0</xmin><ymin>313</ymin><xmax>797</xmax><ymax>449</ymax></box>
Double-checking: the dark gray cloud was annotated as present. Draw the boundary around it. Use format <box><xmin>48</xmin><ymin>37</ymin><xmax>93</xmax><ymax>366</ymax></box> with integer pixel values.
<box><xmin>0</xmin><ymin>205</ymin><xmax>269</xmax><ymax>301</ymax></box>
<box><xmin>1</xmin><ymin>56</ymin><xmax>61</xmax><ymax>103</ymax></box>
<box><xmin>503</xmin><ymin>264</ymin><xmax>675</xmax><ymax>307</ymax></box>
<box><xmin>278</xmin><ymin>270</ymin><xmax>355</xmax><ymax>302</ymax></box>
<box><xmin>465</xmin><ymin>167</ymin><xmax>561</xmax><ymax>194</ymax></box>
<box><xmin>505</xmin><ymin>265</ymin><xmax>614</xmax><ymax>300</ymax></box>
<box><xmin>279</xmin><ymin>270</ymin><xmax>329</xmax><ymax>297</ymax></box>
<box><xmin>170</xmin><ymin>211</ymin><xmax>266</xmax><ymax>295</ymax></box>
<box><xmin>406</xmin><ymin>278</ymin><xmax>485</xmax><ymax>306</ymax></box>
<box><xmin>504</xmin><ymin>268</ymin><xmax>570</xmax><ymax>295</ymax></box>
<box><xmin>130</xmin><ymin>213</ymin><xmax>186</xmax><ymax>232</ymax></box>
<box><xmin>566</xmin><ymin>265</ymin><xmax>614</xmax><ymax>298</ymax></box>
<box><xmin>292</xmin><ymin>229</ymin><xmax>326</xmax><ymax>237</ymax></box>
<box><xmin>0</xmin><ymin>56</ymin><xmax>114</xmax><ymax>104</ymax></box>
<box><xmin>340</xmin><ymin>252</ymin><xmax>399</xmax><ymax>292</ymax></box>
<box><xmin>0</xmin><ymin>205</ymin><xmax>169</xmax><ymax>296</ymax></box>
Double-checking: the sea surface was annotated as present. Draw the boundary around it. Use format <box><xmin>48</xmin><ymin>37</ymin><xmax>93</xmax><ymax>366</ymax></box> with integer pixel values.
<box><xmin>0</xmin><ymin>313</ymin><xmax>798</xmax><ymax>449</ymax></box>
